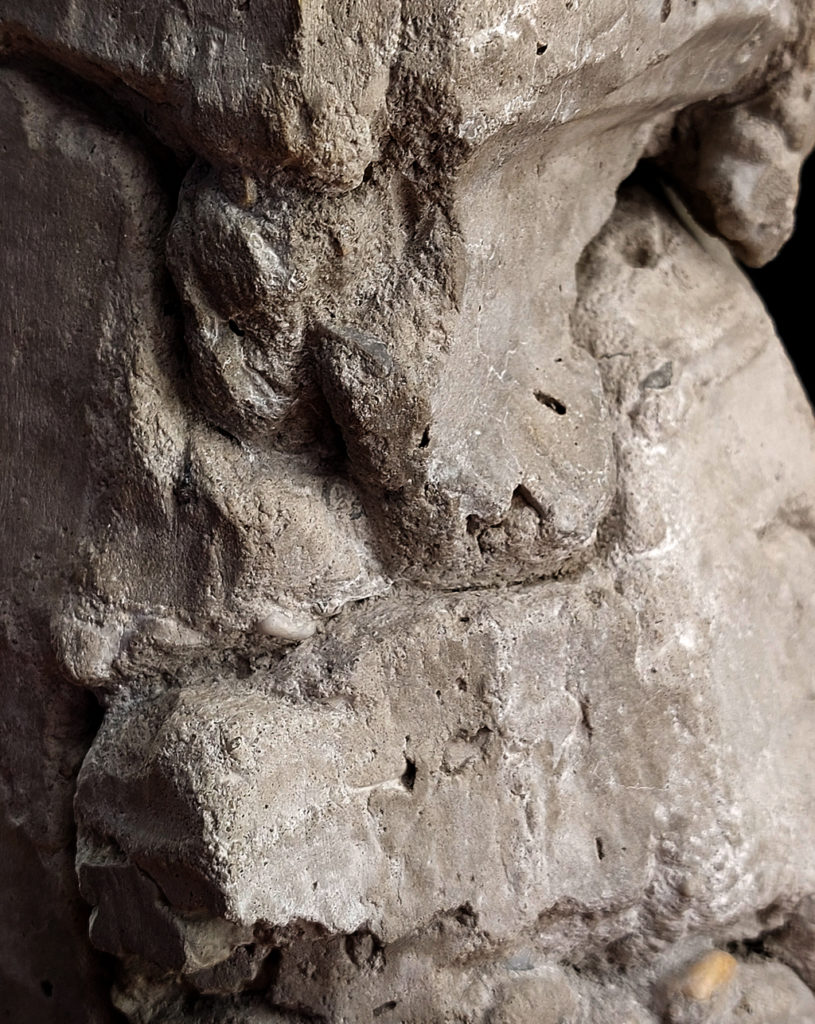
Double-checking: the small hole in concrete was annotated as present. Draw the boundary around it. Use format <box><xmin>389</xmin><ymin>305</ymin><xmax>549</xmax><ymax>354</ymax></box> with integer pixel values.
<box><xmin>534</xmin><ymin>391</ymin><xmax>567</xmax><ymax>415</ymax></box>
<box><xmin>536</xmin><ymin>42</ymin><xmax>548</xmax><ymax>55</ymax></box>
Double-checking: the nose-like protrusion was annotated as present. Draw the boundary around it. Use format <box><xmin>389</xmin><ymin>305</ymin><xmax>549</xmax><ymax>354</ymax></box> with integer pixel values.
<box><xmin>166</xmin><ymin>164</ymin><xmax>616</xmax><ymax>593</ymax></box>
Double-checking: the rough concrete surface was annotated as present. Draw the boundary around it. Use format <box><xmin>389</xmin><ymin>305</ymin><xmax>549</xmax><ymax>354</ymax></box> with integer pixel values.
<box><xmin>1</xmin><ymin>1</ymin><xmax>815</xmax><ymax>1022</ymax></box>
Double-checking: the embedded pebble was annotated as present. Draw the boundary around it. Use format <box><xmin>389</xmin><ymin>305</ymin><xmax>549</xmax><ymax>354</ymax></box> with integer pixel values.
<box><xmin>678</xmin><ymin>950</ymin><xmax>737</xmax><ymax>1001</ymax></box>
<box><xmin>255</xmin><ymin>608</ymin><xmax>319</xmax><ymax>641</ymax></box>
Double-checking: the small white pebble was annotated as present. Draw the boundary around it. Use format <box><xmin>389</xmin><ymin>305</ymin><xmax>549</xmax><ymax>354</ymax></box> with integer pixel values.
<box><xmin>255</xmin><ymin>608</ymin><xmax>318</xmax><ymax>641</ymax></box>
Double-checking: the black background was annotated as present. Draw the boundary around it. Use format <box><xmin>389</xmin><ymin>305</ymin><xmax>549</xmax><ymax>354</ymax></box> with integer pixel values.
<box><xmin>748</xmin><ymin>154</ymin><xmax>814</xmax><ymax>405</ymax></box>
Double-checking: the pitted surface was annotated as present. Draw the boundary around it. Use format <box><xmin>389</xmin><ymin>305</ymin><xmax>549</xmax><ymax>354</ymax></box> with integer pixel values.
<box><xmin>2</xmin><ymin>2</ymin><xmax>815</xmax><ymax>1021</ymax></box>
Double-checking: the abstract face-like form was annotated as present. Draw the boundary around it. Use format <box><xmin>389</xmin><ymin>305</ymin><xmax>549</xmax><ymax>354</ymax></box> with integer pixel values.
<box><xmin>2</xmin><ymin>2</ymin><xmax>815</xmax><ymax>1021</ymax></box>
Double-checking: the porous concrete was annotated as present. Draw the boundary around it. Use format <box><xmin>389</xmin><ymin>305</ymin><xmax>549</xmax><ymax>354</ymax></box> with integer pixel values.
<box><xmin>2</xmin><ymin>2</ymin><xmax>815</xmax><ymax>1021</ymax></box>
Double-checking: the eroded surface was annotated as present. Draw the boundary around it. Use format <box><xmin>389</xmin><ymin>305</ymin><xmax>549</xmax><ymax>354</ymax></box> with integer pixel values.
<box><xmin>2</xmin><ymin>2</ymin><xmax>815</xmax><ymax>1021</ymax></box>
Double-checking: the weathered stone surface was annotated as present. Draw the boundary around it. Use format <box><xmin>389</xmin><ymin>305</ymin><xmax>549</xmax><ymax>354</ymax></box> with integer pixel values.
<box><xmin>68</xmin><ymin>174</ymin><xmax>815</xmax><ymax>1022</ymax></box>
<box><xmin>2</xmin><ymin>1</ymin><xmax>815</xmax><ymax>1022</ymax></box>
<box><xmin>0</xmin><ymin>64</ymin><xmax>179</xmax><ymax>1022</ymax></box>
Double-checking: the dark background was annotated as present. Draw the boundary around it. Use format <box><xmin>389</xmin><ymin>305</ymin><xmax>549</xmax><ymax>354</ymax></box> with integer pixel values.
<box><xmin>748</xmin><ymin>154</ymin><xmax>814</xmax><ymax>404</ymax></box>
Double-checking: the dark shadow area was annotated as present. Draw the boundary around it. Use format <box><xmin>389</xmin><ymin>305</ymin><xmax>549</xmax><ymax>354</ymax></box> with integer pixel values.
<box><xmin>747</xmin><ymin>154</ymin><xmax>815</xmax><ymax>404</ymax></box>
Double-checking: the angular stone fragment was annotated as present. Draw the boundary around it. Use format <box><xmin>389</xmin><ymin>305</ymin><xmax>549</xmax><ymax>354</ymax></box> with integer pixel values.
<box><xmin>662</xmin><ymin>40</ymin><xmax>815</xmax><ymax>266</ymax></box>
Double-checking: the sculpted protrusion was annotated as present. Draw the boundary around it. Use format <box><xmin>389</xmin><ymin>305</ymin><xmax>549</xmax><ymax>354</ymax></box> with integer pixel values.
<box><xmin>2</xmin><ymin>1</ymin><xmax>815</xmax><ymax>1022</ymax></box>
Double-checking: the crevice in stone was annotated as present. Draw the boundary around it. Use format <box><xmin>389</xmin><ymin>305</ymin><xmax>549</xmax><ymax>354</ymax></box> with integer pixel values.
<box><xmin>400</xmin><ymin>757</ymin><xmax>417</xmax><ymax>791</ymax></box>
<box><xmin>534</xmin><ymin>391</ymin><xmax>567</xmax><ymax>415</ymax></box>
<box><xmin>578</xmin><ymin>696</ymin><xmax>593</xmax><ymax>740</ymax></box>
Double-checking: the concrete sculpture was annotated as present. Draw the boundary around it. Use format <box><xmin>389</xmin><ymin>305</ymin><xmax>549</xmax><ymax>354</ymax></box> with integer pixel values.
<box><xmin>2</xmin><ymin>1</ymin><xmax>815</xmax><ymax>1021</ymax></box>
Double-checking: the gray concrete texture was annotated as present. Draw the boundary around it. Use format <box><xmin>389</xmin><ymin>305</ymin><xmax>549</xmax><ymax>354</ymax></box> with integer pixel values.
<box><xmin>1</xmin><ymin>1</ymin><xmax>815</xmax><ymax>1021</ymax></box>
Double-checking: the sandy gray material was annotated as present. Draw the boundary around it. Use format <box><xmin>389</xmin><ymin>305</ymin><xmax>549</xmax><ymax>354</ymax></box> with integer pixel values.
<box><xmin>2</xmin><ymin>2</ymin><xmax>815</xmax><ymax>1022</ymax></box>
